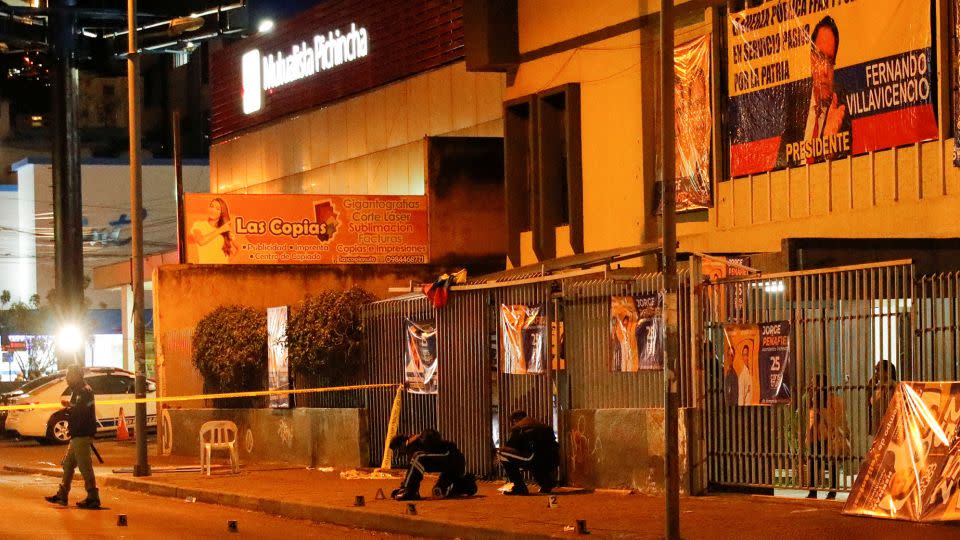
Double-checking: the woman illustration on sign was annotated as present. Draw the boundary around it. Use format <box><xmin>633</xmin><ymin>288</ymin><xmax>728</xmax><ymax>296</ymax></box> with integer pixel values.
<box><xmin>190</xmin><ymin>198</ymin><xmax>237</xmax><ymax>264</ymax></box>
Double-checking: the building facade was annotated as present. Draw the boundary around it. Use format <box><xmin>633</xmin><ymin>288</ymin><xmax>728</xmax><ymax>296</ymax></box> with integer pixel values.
<box><xmin>472</xmin><ymin>0</ymin><xmax>960</xmax><ymax>272</ymax></box>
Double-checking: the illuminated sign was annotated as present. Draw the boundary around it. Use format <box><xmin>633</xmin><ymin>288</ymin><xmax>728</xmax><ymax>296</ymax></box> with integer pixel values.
<box><xmin>241</xmin><ymin>22</ymin><xmax>369</xmax><ymax>115</ymax></box>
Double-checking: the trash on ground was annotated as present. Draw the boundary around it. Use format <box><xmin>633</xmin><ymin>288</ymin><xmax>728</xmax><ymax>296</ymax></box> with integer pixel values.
<box><xmin>339</xmin><ymin>469</ymin><xmax>395</xmax><ymax>480</ymax></box>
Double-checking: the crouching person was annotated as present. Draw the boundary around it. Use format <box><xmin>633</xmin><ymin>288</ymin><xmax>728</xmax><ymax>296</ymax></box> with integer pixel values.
<box><xmin>45</xmin><ymin>365</ymin><xmax>100</xmax><ymax>509</ymax></box>
<box><xmin>389</xmin><ymin>428</ymin><xmax>477</xmax><ymax>501</ymax></box>
<box><xmin>497</xmin><ymin>410</ymin><xmax>559</xmax><ymax>495</ymax></box>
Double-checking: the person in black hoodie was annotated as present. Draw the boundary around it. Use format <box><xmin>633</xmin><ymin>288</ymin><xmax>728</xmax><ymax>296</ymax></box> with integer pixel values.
<box><xmin>45</xmin><ymin>365</ymin><xmax>100</xmax><ymax>509</ymax></box>
<box><xmin>389</xmin><ymin>428</ymin><xmax>477</xmax><ymax>501</ymax></box>
<box><xmin>497</xmin><ymin>410</ymin><xmax>559</xmax><ymax>495</ymax></box>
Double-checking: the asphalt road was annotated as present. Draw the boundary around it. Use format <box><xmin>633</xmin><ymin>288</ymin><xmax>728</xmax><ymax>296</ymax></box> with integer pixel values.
<box><xmin>0</xmin><ymin>471</ymin><xmax>419</xmax><ymax>539</ymax></box>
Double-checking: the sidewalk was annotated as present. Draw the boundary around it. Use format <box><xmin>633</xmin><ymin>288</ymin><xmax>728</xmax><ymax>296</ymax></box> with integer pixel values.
<box><xmin>2</xmin><ymin>439</ymin><xmax>956</xmax><ymax>539</ymax></box>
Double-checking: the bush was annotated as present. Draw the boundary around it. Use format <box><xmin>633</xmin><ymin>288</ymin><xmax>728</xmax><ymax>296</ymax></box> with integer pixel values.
<box><xmin>286</xmin><ymin>287</ymin><xmax>376</xmax><ymax>382</ymax></box>
<box><xmin>192</xmin><ymin>305</ymin><xmax>267</xmax><ymax>407</ymax></box>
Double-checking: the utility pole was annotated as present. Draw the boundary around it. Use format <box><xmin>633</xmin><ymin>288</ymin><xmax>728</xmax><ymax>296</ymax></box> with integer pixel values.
<box><xmin>660</xmin><ymin>1</ymin><xmax>680</xmax><ymax>539</ymax></box>
<box><xmin>50</xmin><ymin>0</ymin><xmax>83</xmax><ymax>369</ymax></box>
<box><xmin>173</xmin><ymin>110</ymin><xmax>186</xmax><ymax>263</ymax></box>
<box><xmin>127</xmin><ymin>0</ymin><xmax>150</xmax><ymax>477</ymax></box>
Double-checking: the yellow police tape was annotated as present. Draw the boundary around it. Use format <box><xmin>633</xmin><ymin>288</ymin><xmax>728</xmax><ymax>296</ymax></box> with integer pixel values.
<box><xmin>0</xmin><ymin>383</ymin><xmax>401</xmax><ymax>412</ymax></box>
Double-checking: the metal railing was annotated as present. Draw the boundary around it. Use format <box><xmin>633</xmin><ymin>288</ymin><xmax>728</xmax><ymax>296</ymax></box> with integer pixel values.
<box><xmin>703</xmin><ymin>261</ymin><xmax>921</xmax><ymax>492</ymax></box>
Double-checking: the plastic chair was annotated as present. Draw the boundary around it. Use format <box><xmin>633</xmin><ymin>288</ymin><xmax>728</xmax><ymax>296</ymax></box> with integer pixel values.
<box><xmin>199</xmin><ymin>420</ymin><xmax>240</xmax><ymax>475</ymax></box>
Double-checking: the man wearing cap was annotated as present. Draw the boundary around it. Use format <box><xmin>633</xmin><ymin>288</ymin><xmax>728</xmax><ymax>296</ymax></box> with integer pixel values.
<box><xmin>45</xmin><ymin>365</ymin><xmax>100</xmax><ymax>509</ymax></box>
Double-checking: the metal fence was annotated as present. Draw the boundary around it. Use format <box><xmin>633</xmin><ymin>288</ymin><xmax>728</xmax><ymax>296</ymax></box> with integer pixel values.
<box><xmin>702</xmin><ymin>260</ymin><xmax>933</xmax><ymax>492</ymax></box>
<box><xmin>436</xmin><ymin>289</ymin><xmax>495</xmax><ymax>477</ymax></box>
<box><xmin>363</xmin><ymin>294</ymin><xmax>437</xmax><ymax>468</ymax></box>
<box><xmin>563</xmin><ymin>271</ymin><xmax>694</xmax><ymax>410</ymax></box>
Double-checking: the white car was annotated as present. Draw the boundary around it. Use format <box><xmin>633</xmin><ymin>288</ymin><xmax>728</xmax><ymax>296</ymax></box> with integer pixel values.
<box><xmin>4</xmin><ymin>368</ymin><xmax>157</xmax><ymax>444</ymax></box>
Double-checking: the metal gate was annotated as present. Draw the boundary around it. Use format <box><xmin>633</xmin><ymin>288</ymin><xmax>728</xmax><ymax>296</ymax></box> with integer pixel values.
<box><xmin>703</xmin><ymin>260</ymin><xmax>925</xmax><ymax>492</ymax></box>
<box><xmin>363</xmin><ymin>294</ymin><xmax>437</xmax><ymax>468</ymax></box>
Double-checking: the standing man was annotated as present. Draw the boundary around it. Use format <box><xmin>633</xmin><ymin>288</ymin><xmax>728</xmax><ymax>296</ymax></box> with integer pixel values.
<box><xmin>45</xmin><ymin>365</ymin><xmax>99</xmax><ymax>508</ymax></box>
<box><xmin>389</xmin><ymin>428</ymin><xmax>477</xmax><ymax>501</ymax></box>
<box><xmin>497</xmin><ymin>410</ymin><xmax>559</xmax><ymax>495</ymax></box>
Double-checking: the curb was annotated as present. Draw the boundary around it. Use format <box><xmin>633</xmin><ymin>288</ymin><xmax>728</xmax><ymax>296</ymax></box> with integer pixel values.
<box><xmin>4</xmin><ymin>465</ymin><xmax>560</xmax><ymax>539</ymax></box>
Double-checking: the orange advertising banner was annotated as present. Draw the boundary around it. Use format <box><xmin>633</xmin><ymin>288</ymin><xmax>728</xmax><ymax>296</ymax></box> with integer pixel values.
<box><xmin>184</xmin><ymin>194</ymin><xmax>429</xmax><ymax>265</ymax></box>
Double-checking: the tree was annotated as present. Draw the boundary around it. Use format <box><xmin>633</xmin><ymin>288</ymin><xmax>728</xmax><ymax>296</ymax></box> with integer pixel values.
<box><xmin>0</xmin><ymin>299</ymin><xmax>57</xmax><ymax>379</ymax></box>
<box><xmin>192</xmin><ymin>305</ymin><xmax>267</xmax><ymax>408</ymax></box>
<box><xmin>285</xmin><ymin>287</ymin><xmax>377</xmax><ymax>382</ymax></box>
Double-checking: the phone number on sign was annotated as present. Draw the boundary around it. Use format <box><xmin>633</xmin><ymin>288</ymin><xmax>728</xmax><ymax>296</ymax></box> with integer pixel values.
<box><xmin>383</xmin><ymin>255</ymin><xmax>428</xmax><ymax>264</ymax></box>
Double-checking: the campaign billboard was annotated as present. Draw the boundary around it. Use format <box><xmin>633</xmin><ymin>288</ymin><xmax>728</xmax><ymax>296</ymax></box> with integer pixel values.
<box><xmin>845</xmin><ymin>382</ymin><xmax>960</xmax><ymax>522</ymax></box>
<box><xmin>184</xmin><ymin>193</ymin><xmax>429</xmax><ymax>265</ymax></box>
<box><xmin>610</xmin><ymin>293</ymin><xmax>664</xmax><ymax>372</ymax></box>
<box><xmin>727</xmin><ymin>0</ymin><xmax>938</xmax><ymax>177</ymax></box>
<box><xmin>722</xmin><ymin>321</ymin><xmax>792</xmax><ymax>406</ymax></box>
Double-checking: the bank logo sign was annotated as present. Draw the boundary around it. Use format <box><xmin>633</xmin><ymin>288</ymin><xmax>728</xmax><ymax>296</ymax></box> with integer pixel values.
<box><xmin>241</xmin><ymin>23</ymin><xmax>369</xmax><ymax>115</ymax></box>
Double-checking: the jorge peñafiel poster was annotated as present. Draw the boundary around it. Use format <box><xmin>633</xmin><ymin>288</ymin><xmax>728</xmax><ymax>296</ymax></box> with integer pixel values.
<box><xmin>727</xmin><ymin>0</ymin><xmax>937</xmax><ymax>177</ymax></box>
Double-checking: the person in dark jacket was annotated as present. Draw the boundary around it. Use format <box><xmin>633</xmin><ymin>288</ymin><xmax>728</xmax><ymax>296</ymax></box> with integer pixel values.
<box><xmin>497</xmin><ymin>410</ymin><xmax>559</xmax><ymax>495</ymax></box>
<box><xmin>389</xmin><ymin>428</ymin><xmax>477</xmax><ymax>501</ymax></box>
<box><xmin>45</xmin><ymin>365</ymin><xmax>100</xmax><ymax>509</ymax></box>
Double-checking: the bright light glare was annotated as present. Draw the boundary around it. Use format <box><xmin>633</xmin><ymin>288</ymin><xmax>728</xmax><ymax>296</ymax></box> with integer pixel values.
<box><xmin>258</xmin><ymin>19</ymin><xmax>275</xmax><ymax>33</ymax></box>
<box><xmin>56</xmin><ymin>324</ymin><xmax>85</xmax><ymax>354</ymax></box>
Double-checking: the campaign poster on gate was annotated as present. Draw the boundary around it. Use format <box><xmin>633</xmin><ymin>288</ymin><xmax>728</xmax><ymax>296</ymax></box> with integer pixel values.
<box><xmin>184</xmin><ymin>193</ymin><xmax>429</xmax><ymax>265</ymax></box>
<box><xmin>756</xmin><ymin>321</ymin><xmax>791</xmax><ymax>404</ymax></box>
<box><xmin>844</xmin><ymin>382</ymin><xmax>960</xmax><ymax>522</ymax></box>
<box><xmin>610</xmin><ymin>294</ymin><xmax>664</xmax><ymax>372</ymax></box>
<box><xmin>266</xmin><ymin>306</ymin><xmax>290</xmax><ymax>408</ymax></box>
<box><xmin>499</xmin><ymin>304</ymin><xmax>546</xmax><ymax>375</ymax></box>
<box><xmin>722</xmin><ymin>321</ymin><xmax>792</xmax><ymax>406</ymax></box>
<box><xmin>727</xmin><ymin>0</ymin><xmax>938</xmax><ymax>177</ymax></box>
<box><xmin>404</xmin><ymin>319</ymin><xmax>438</xmax><ymax>395</ymax></box>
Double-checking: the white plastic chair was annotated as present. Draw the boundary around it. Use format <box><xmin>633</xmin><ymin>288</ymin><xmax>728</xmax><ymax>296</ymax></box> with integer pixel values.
<box><xmin>199</xmin><ymin>420</ymin><xmax>240</xmax><ymax>475</ymax></box>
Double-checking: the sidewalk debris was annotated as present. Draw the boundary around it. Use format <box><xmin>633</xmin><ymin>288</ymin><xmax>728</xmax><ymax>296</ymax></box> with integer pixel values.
<box><xmin>339</xmin><ymin>469</ymin><xmax>394</xmax><ymax>480</ymax></box>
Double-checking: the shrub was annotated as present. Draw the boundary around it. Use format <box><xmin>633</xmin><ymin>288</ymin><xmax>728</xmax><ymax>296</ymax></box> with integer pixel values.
<box><xmin>286</xmin><ymin>287</ymin><xmax>376</xmax><ymax>382</ymax></box>
<box><xmin>192</xmin><ymin>305</ymin><xmax>267</xmax><ymax>407</ymax></box>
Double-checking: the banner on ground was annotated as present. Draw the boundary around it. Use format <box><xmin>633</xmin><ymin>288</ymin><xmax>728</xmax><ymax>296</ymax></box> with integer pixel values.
<box><xmin>499</xmin><ymin>304</ymin><xmax>546</xmax><ymax>375</ymax></box>
<box><xmin>184</xmin><ymin>193</ymin><xmax>429</xmax><ymax>265</ymax></box>
<box><xmin>610</xmin><ymin>293</ymin><xmax>664</xmax><ymax>372</ymax></box>
<box><xmin>722</xmin><ymin>321</ymin><xmax>791</xmax><ymax>406</ymax></box>
<box><xmin>844</xmin><ymin>382</ymin><xmax>960</xmax><ymax>522</ymax></box>
<box><xmin>266</xmin><ymin>306</ymin><xmax>290</xmax><ymax>408</ymax></box>
<box><xmin>727</xmin><ymin>0</ymin><xmax>937</xmax><ymax>177</ymax></box>
<box><xmin>675</xmin><ymin>34</ymin><xmax>713</xmax><ymax>211</ymax></box>
<box><xmin>404</xmin><ymin>319</ymin><xmax>438</xmax><ymax>394</ymax></box>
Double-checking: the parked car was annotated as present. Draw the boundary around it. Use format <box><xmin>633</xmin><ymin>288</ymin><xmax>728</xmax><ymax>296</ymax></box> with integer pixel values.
<box><xmin>1</xmin><ymin>373</ymin><xmax>62</xmax><ymax>434</ymax></box>
<box><xmin>4</xmin><ymin>368</ymin><xmax>157</xmax><ymax>444</ymax></box>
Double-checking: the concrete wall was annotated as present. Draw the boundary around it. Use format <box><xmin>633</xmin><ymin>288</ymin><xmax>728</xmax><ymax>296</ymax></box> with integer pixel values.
<box><xmin>210</xmin><ymin>61</ymin><xmax>505</xmax><ymax>196</ymax></box>
<box><xmin>164</xmin><ymin>408</ymin><xmax>369</xmax><ymax>468</ymax></box>
<box><xmin>153</xmin><ymin>263</ymin><xmax>490</xmax><ymax>408</ymax></box>
<box><xmin>565</xmin><ymin>408</ymin><xmax>702</xmax><ymax>494</ymax></box>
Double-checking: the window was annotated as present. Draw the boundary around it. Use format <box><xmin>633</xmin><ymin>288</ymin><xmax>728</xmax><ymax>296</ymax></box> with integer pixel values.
<box><xmin>504</xmin><ymin>97</ymin><xmax>536</xmax><ymax>267</ymax></box>
<box><xmin>536</xmin><ymin>85</ymin><xmax>582</xmax><ymax>258</ymax></box>
<box><xmin>503</xmin><ymin>84</ymin><xmax>582</xmax><ymax>264</ymax></box>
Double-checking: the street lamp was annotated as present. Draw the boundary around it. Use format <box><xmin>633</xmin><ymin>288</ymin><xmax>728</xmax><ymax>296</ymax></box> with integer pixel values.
<box><xmin>55</xmin><ymin>324</ymin><xmax>84</xmax><ymax>356</ymax></box>
<box><xmin>257</xmin><ymin>18</ymin><xmax>275</xmax><ymax>34</ymax></box>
